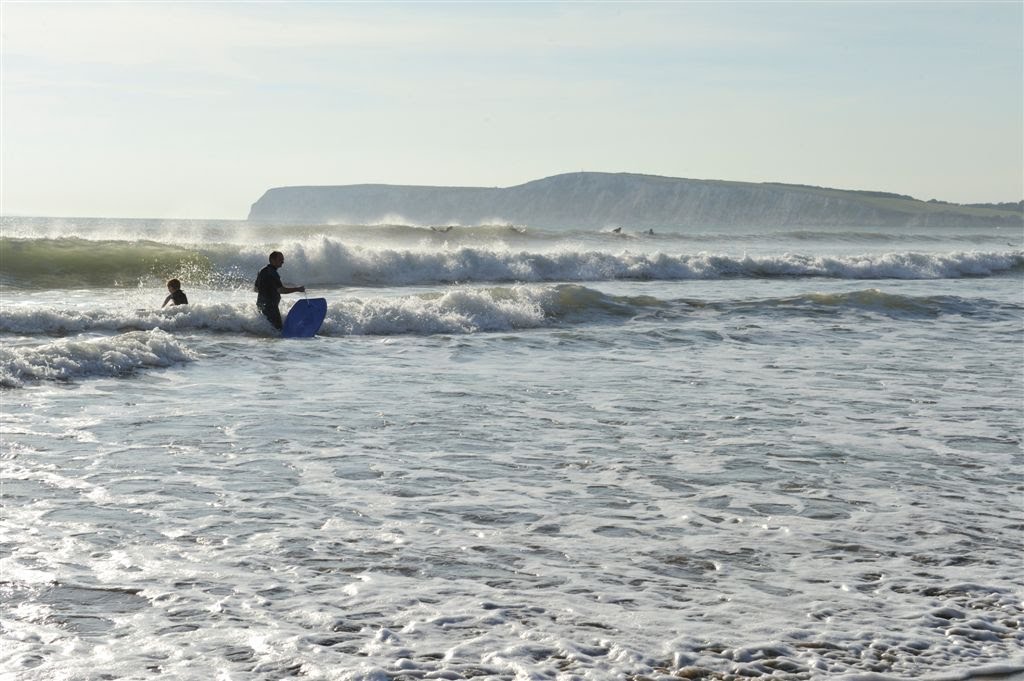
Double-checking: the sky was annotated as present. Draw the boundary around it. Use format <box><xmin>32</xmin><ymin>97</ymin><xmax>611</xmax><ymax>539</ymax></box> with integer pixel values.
<box><xmin>2</xmin><ymin>1</ymin><xmax>1022</xmax><ymax>219</ymax></box>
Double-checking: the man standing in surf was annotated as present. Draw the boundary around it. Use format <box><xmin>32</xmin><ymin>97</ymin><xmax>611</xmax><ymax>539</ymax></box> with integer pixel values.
<box><xmin>254</xmin><ymin>251</ymin><xmax>305</xmax><ymax>330</ymax></box>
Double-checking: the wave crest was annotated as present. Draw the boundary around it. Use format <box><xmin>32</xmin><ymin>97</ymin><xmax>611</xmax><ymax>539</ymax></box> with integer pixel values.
<box><xmin>3</xmin><ymin>235</ymin><xmax>1021</xmax><ymax>288</ymax></box>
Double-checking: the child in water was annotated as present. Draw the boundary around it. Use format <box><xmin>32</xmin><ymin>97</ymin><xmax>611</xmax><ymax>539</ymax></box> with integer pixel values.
<box><xmin>162</xmin><ymin>278</ymin><xmax>189</xmax><ymax>307</ymax></box>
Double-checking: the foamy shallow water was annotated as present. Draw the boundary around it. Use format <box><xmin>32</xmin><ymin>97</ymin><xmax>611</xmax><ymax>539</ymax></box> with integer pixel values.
<box><xmin>1</xmin><ymin>219</ymin><xmax>1023</xmax><ymax>680</ymax></box>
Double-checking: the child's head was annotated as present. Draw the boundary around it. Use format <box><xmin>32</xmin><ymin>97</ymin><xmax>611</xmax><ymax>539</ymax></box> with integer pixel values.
<box><xmin>167</xmin><ymin>278</ymin><xmax>181</xmax><ymax>292</ymax></box>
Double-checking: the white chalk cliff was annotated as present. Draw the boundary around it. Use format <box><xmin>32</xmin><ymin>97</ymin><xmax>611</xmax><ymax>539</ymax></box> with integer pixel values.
<box><xmin>248</xmin><ymin>172</ymin><xmax>1022</xmax><ymax>228</ymax></box>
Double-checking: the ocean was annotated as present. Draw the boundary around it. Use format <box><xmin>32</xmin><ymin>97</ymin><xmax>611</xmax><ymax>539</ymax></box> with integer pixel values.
<box><xmin>1</xmin><ymin>215</ymin><xmax>1022</xmax><ymax>680</ymax></box>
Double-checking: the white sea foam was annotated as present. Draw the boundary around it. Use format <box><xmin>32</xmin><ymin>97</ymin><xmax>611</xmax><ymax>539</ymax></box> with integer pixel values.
<box><xmin>2</xmin><ymin>218</ymin><xmax>1022</xmax><ymax>680</ymax></box>
<box><xmin>0</xmin><ymin>289</ymin><xmax>550</xmax><ymax>340</ymax></box>
<box><xmin>321</xmin><ymin>287</ymin><xmax>552</xmax><ymax>336</ymax></box>
<box><xmin>0</xmin><ymin>329</ymin><xmax>195</xmax><ymax>387</ymax></box>
<box><xmin>0</xmin><ymin>286</ymin><xmax>1018</xmax><ymax>344</ymax></box>
<box><xmin>249</xmin><ymin>243</ymin><xmax>1024</xmax><ymax>286</ymax></box>
<box><xmin>0</xmin><ymin>303</ymin><xmax>264</xmax><ymax>336</ymax></box>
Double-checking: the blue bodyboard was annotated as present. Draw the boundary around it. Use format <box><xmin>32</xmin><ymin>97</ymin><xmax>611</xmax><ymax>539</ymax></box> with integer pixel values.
<box><xmin>282</xmin><ymin>298</ymin><xmax>327</xmax><ymax>338</ymax></box>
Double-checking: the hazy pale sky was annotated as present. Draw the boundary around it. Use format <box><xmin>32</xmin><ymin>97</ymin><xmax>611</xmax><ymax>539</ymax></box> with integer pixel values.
<box><xmin>2</xmin><ymin>1</ymin><xmax>1022</xmax><ymax>219</ymax></box>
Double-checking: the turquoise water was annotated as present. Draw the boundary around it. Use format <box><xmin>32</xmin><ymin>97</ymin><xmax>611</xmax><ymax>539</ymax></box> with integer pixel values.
<box><xmin>1</xmin><ymin>218</ymin><xmax>1023</xmax><ymax>679</ymax></box>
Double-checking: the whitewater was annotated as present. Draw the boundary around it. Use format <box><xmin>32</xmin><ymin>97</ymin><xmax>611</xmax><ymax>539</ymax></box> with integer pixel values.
<box><xmin>1</xmin><ymin>215</ymin><xmax>1022</xmax><ymax>680</ymax></box>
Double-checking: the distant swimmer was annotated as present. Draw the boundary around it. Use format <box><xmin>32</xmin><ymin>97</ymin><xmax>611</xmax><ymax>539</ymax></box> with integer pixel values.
<box><xmin>611</xmin><ymin>227</ymin><xmax>622</xmax><ymax>234</ymax></box>
<box><xmin>254</xmin><ymin>251</ymin><xmax>305</xmax><ymax>330</ymax></box>
<box><xmin>161</xmin><ymin>278</ymin><xmax>188</xmax><ymax>307</ymax></box>
<box><xmin>646</xmin><ymin>229</ymin><xmax>655</xmax><ymax>235</ymax></box>
<box><xmin>430</xmin><ymin>226</ymin><xmax>454</xmax><ymax>233</ymax></box>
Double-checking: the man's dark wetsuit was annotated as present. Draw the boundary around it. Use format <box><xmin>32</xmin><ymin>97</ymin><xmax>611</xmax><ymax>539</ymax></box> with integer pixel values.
<box><xmin>167</xmin><ymin>290</ymin><xmax>188</xmax><ymax>306</ymax></box>
<box><xmin>255</xmin><ymin>263</ymin><xmax>284</xmax><ymax>329</ymax></box>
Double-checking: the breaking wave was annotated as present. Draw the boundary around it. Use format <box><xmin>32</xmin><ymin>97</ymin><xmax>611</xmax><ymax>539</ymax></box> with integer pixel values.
<box><xmin>0</xmin><ymin>329</ymin><xmax>196</xmax><ymax>388</ymax></box>
<box><xmin>1</xmin><ymin>286</ymin><xmax>1018</xmax><ymax>340</ymax></box>
<box><xmin>2</xmin><ymin>236</ymin><xmax>1021</xmax><ymax>288</ymax></box>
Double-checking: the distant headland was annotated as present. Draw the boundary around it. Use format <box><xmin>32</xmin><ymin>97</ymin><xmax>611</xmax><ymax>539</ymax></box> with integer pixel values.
<box><xmin>248</xmin><ymin>172</ymin><xmax>1023</xmax><ymax>228</ymax></box>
